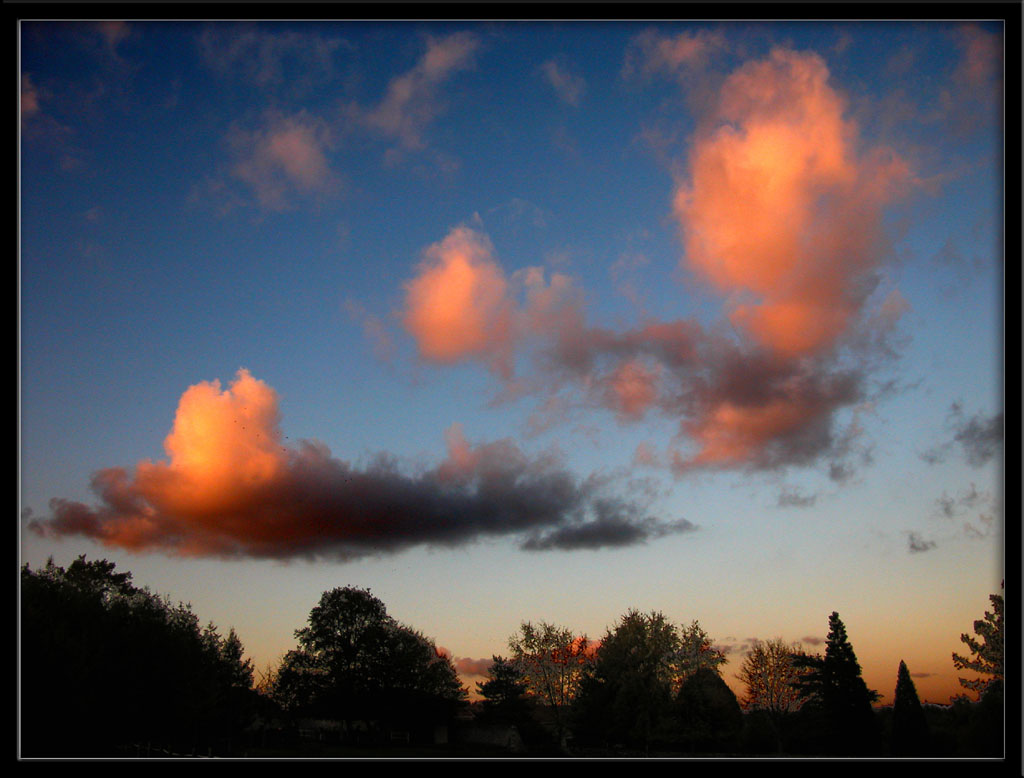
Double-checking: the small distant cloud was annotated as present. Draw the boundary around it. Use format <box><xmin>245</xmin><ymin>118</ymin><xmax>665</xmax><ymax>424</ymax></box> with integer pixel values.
<box><xmin>623</xmin><ymin>28</ymin><xmax>728</xmax><ymax>80</ymax></box>
<box><xmin>776</xmin><ymin>486</ymin><xmax>817</xmax><ymax>508</ymax></box>
<box><xmin>21</xmin><ymin>73</ymin><xmax>40</xmax><ymax>122</ymax></box>
<box><xmin>907</xmin><ymin>532</ymin><xmax>937</xmax><ymax>553</ymax></box>
<box><xmin>227</xmin><ymin>111</ymin><xmax>338</xmax><ymax>210</ymax></box>
<box><xmin>921</xmin><ymin>403</ymin><xmax>1003</xmax><ymax>467</ymax></box>
<box><xmin>801</xmin><ymin>635</ymin><xmax>824</xmax><ymax>647</ymax></box>
<box><xmin>351</xmin><ymin>31</ymin><xmax>480</xmax><ymax>152</ymax></box>
<box><xmin>453</xmin><ymin>656</ymin><xmax>493</xmax><ymax>677</ymax></box>
<box><xmin>540</xmin><ymin>60</ymin><xmax>586</xmax><ymax>107</ymax></box>
<box><xmin>198</xmin><ymin>24</ymin><xmax>345</xmax><ymax>94</ymax></box>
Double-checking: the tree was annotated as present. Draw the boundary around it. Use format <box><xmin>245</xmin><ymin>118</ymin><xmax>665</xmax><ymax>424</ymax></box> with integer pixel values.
<box><xmin>890</xmin><ymin>660</ymin><xmax>929</xmax><ymax>756</ymax></box>
<box><xmin>736</xmin><ymin>638</ymin><xmax>808</xmax><ymax>752</ymax></box>
<box><xmin>273</xmin><ymin>587</ymin><xmax>465</xmax><ymax>737</ymax></box>
<box><xmin>793</xmin><ymin>612</ymin><xmax>880</xmax><ymax>756</ymax></box>
<box><xmin>571</xmin><ymin>610</ymin><xmax>680</xmax><ymax>752</ymax></box>
<box><xmin>508</xmin><ymin>621</ymin><xmax>592</xmax><ymax>747</ymax></box>
<box><xmin>476</xmin><ymin>656</ymin><xmax>530</xmax><ymax>722</ymax></box>
<box><xmin>674</xmin><ymin>620</ymin><xmax>727</xmax><ymax>690</ymax></box>
<box><xmin>21</xmin><ymin>556</ymin><xmax>256</xmax><ymax>756</ymax></box>
<box><xmin>676</xmin><ymin>666</ymin><xmax>743</xmax><ymax>754</ymax></box>
<box><xmin>952</xmin><ymin>586</ymin><xmax>1004</xmax><ymax>697</ymax></box>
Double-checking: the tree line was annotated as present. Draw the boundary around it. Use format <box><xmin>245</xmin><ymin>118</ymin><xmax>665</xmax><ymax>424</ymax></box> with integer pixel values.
<box><xmin>19</xmin><ymin>556</ymin><xmax>1004</xmax><ymax>758</ymax></box>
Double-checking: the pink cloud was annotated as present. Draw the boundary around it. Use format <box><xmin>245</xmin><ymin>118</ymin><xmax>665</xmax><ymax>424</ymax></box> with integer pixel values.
<box><xmin>359</xmin><ymin>31</ymin><xmax>479</xmax><ymax>150</ymax></box>
<box><xmin>675</xmin><ymin>48</ymin><xmax>914</xmax><ymax>358</ymax></box>
<box><xmin>230</xmin><ymin>112</ymin><xmax>337</xmax><ymax>210</ymax></box>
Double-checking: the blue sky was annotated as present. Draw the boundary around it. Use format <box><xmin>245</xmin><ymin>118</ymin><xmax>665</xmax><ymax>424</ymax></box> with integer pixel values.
<box><xmin>20</xmin><ymin>18</ymin><xmax>1006</xmax><ymax>704</ymax></box>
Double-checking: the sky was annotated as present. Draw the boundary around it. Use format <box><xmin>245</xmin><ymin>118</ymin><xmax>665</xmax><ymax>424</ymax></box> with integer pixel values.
<box><xmin>19</xmin><ymin>17</ymin><xmax>1007</xmax><ymax>707</ymax></box>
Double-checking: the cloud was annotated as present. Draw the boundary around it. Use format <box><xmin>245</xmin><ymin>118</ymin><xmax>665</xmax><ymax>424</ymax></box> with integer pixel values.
<box><xmin>623</xmin><ymin>28</ymin><xmax>728</xmax><ymax>79</ymax></box>
<box><xmin>675</xmin><ymin>48</ymin><xmax>914</xmax><ymax>358</ymax></box>
<box><xmin>907</xmin><ymin>532</ymin><xmax>936</xmax><ymax>553</ymax></box>
<box><xmin>198</xmin><ymin>24</ymin><xmax>344</xmax><ymax>92</ymax></box>
<box><xmin>453</xmin><ymin>656</ymin><xmax>493</xmax><ymax>677</ymax></box>
<box><xmin>402</xmin><ymin>226</ymin><xmax>517</xmax><ymax>376</ymax></box>
<box><xmin>30</xmin><ymin>371</ymin><xmax>693</xmax><ymax>560</ymax></box>
<box><xmin>540</xmin><ymin>60</ymin><xmax>586</xmax><ymax>106</ymax></box>
<box><xmin>776</xmin><ymin>486</ymin><xmax>817</xmax><ymax>508</ymax></box>
<box><xmin>21</xmin><ymin>73</ymin><xmax>40</xmax><ymax>122</ymax></box>
<box><xmin>228</xmin><ymin>112</ymin><xmax>337</xmax><ymax>210</ymax></box>
<box><xmin>354</xmin><ymin>31</ymin><xmax>479</xmax><ymax>151</ymax></box>
<box><xmin>921</xmin><ymin>404</ymin><xmax>1003</xmax><ymax>467</ymax></box>
<box><xmin>386</xmin><ymin>48</ymin><xmax>915</xmax><ymax>477</ymax></box>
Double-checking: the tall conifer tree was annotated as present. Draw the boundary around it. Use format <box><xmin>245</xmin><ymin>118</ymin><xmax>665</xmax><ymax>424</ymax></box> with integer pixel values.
<box><xmin>891</xmin><ymin>660</ymin><xmax>929</xmax><ymax>756</ymax></box>
<box><xmin>794</xmin><ymin>612</ymin><xmax>880</xmax><ymax>755</ymax></box>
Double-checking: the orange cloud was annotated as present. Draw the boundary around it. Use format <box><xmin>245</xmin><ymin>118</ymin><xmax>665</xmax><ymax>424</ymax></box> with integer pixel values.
<box><xmin>403</xmin><ymin>226</ymin><xmax>516</xmax><ymax>376</ymax></box>
<box><xmin>33</xmin><ymin>371</ymin><xmax>690</xmax><ymax>558</ymax></box>
<box><xmin>675</xmin><ymin>48</ymin><xmax>913</xmax><ymax>358</ymax></box>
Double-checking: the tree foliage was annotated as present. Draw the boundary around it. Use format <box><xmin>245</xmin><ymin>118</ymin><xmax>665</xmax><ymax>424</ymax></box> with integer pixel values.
<box><xmin>507</xmin><ymin>620</ymin><xmax>592</xmax><ymax>745</ymax></box>
<box><xmin>273</xmin><ymin>587</ymin><xmax>465</xmax><ymax>731</ymax></box>
<box><xmin>736</xmin><ymin>637</ymin><xmax>808</xmax><ymax>752</ymax></box>
<box><xmin>674</xmin><ymin>620</ymin><xmax>727</xmax><ymax>689</ymax></box>
<box><xmin>21</xmin><ymin>556</ymin><xmax>255</xmax><ymax>757</ymax></box>
<box><xmin>952</xmin><ymin>587</ymin><xmax>1004</xmax><ymax>697</ymax></box>
<box><xmin>572</xmin><ymin>610</ymin><xmax>680</xmax><ymax>750</ymax></box>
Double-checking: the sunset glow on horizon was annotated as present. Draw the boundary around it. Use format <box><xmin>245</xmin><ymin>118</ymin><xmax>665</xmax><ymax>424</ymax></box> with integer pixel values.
<box><xmin>20</xmin><ymin>18</ymin><xmax>1006</xmax><ymax>710</ymax></box>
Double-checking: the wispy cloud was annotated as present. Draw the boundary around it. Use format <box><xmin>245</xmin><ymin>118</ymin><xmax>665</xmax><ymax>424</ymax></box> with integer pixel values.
<box><xmin>623</xmin><ymin>28</ymin><xmax>728</xmax><ymax>79</ymax></box>
<box><xmin>540</xmin><ymin>60</ymin><xmax>586</xmax><ymax>107</ymax></box>
<box><xmin>907</xmin><ymin>532</ymin><xmax>937</xmax><ymax>553</ymax></box>
<box><xmin>227</xmin><ymin>111</ymin><xmax>338</xmax><ymax>210</ymax></box>
<box><xmin>31</xmin><ymin>371</ymin><xmax>693</xmax><ymax>560</ymax></box>
<box><xmin>921</xmin><ymin>403</ymin><xmax>1003</xmax><ymax>467</ymax></box>
<box><xmin>352</xmin><ymin>31</ymin><xmax>480</xmax><ymax>151</ymax></box>
<box><xmin>198</xmin><ymin>24</ymin><xmax>345</xmax><ymax>93</ymax></box>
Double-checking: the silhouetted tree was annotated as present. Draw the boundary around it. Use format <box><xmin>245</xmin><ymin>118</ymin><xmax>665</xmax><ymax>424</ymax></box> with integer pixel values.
<box><xmin>674</xmin><ymin>620</ymin><xmax>727</xmax><ymax>691</ymax></box>
<box><xmin>890</xmin><ymin>660</ymin><xmax>929</xmax><ymax>756</ymax></box>
<box><xmin>952</xmin><ymin>585</ymin><xmax>1004</xmax><ymax>698</ymax></box>
<box><xmin>676</xmin><ymin>666</ymin><xmax>743</xmax><ymax>754</ymax></box>
<box><xmin>736</xmin><ymin>638</ymin><xmax>808</xmax><ymax>752</ymax></box>
<box><xmin>477</xmin><ymin>656</ymin><xmax>530</xmax><ymax>722</ymax></box>
<box><xmin>793</xmin><ymin>612</ymin><xmax>880</xmax><ymax>756</ymax></box>
<box><xmin>273</xmin><ymin>586</ymin><xmax>465</xmax><ymax>739</ymax></box>
<box><xmin>21</xmin><ymin>556</ymin><xmax>256</xmax><ymax>757</ymax></box>
<box><xmin>571</xmin><ymin>610</ymin><xmax>680</xmax><ymax>752</ymax></box>
<box><xmin>508</xmin><ymin>620</ymin><xmax>591</xmax><ymax>747</ymax></box>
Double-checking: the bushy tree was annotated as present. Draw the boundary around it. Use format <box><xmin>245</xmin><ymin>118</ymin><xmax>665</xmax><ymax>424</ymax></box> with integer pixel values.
<box><xmin>890</xmin><ymin>660</ymin><xmax>929</xmax><ymax>756</ymax></box>
<box><xmin>273</xmin><ymin>586</ymin><xmax>465</xmax><ymax>737</ymax></box>
<box><xmin>952</xmin><ymin>587</ymin><xmax>1004</xmax><ymax>697</ymax></box>
<box><xmin>507</xmin><ymin>620</ymin><xmax>591</xmax><ymax>746</ymax></box>
<box><xmin>793</xmin><ymin>612</ymin><xmax>880</xmax><ymax>756</ymax></box>
<box><xmin>736</xmin><ymin>637</ymin><xmax>808</xmax><ymax>752</ymax></box>
<box><xmin>21</xmin><ymin>556</ymin><xmax>256</xmax><ymax>757</ymax></box>
<box><xmin>674</xmin><ymin>620</ymin><xmax>727</xmax><ymax>690</ymax></box>
<box><xmin>572</xmin><ymin>610</ymin><xmax>680</xmax><ymax>752</ymax></box>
